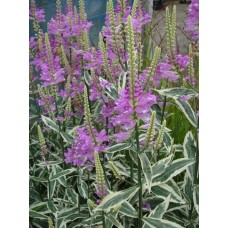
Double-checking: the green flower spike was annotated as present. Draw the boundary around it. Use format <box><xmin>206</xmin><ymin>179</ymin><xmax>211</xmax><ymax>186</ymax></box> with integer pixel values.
<box><xmin>61</xmin><ymin>45</ymin><xmax>71</xmax><ymax>75</ymax></box>
<box><xmin>144</xmin><ymin>111</ymin><xmax>156</xmax><ymax>148</ymax></box>
<box><xmin>48</xmin><ymin>217</ymin><xmax>54</xmax><ymax>228</ymax></box>
<box><xmin>154</xmin><ymin>120</ymin><xmax>166</xmax><ymax>151</ymax></box>
<box><xmin>37</xmin><ymin>125</ymin><xmax>47</xmax><ymax>155</ymax></box>
<box><xmin>126</xmin><ymin>15</ymin><xmax>137</xmax><ymax>110</ymax></box>
<box><xmin>87</xmin><ymin>199</ymin><xmax>97</xmax><ymax>209</ymax></box>
<box><xmin>108</xmin><ymin>161</ymin><xmax>122</xmax><ymax>180</ymax></box>
<box><xmin>84</xmin><ymin>86</ymin><xmax>97</xmax><ymax>145</ymax></box>
<box><xmin>94</xmin><ymin>151</ymin><xmax>106</xmax><ymax>198</ymax></box>
<box><xmin>79</xmin><ymin>0</ymin><xmax>87</xmax><ymax>22</ymax></box>
<box><xmin>65</xmin><ymin>97</ymin><xmax>72</xmax><ymax>121</ymax></box>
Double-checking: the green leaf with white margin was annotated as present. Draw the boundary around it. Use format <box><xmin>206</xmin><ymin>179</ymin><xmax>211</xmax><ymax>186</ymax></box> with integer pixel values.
<box><xmin>49</xmin><ymin>169</ymin><xmax>75</xmax><ymax>181</ymax></box>
<box><xmin>60</xmin><ymin>132</ymin><xmax>74</xmax><ymax>144</ymax></box>
<box><xmin>107</xmin><ymin>143</ymin><xmax>132</xmax><ymax>153</ymax></box>
<box><xmin>52</xmin><ymin>165</ymin><xmax>67</xmax><ymax>187</ymax></box>
<box><xmin>152</xmin><ymin>180</ymin><xmax>186</xmax><ymax>204</ymax></box>
<box><xmin>183</xmin><ymin>131</ymin><xmax>197</xmax><ymax>181</ymax></box>
<box><xmin>29</xmin><ymin>210</ymin><xmax>48</xmax><ymax>220</ymax></box>
<box><xmin>152</xmin><ymin>155</ymin><xmax>173</xmax><ymax>178</ymax></box>
<box><xmin>151</xmin><ymin>194</ymin><xmax>171</xmax><ymax>218</ymax></box>
<box><xmin>152</xmin><ymin>158</ymin><xmax>195</xmax><ymax>186</ymax></box>
<box><xmin>105</xmin><ymin>214</ymin><xmax>124</xmax><ymax>228</ymax></box>
<box><xmin>143</xmin><ymin>195</ymin><xmax>171</xmax><ymax>228</ymax></box>
<box><xmin>84</xmin><ymin>70</ymin><xmax>91</xmax><ymax>85</ymax></box>
<box><xmin>119</xmin><ymin>201</ymin><xmax>138</xmax><ymax>218</ymax></box>
<box><xmin>66</xmin><ymin>187</ymin><xmax>79</xmax><ymax>206</ymax></box>
<box><xmin>29</xmin><ymin>202</ymin><xmax>49</xmax><ymax>213</ymax></box>
<box><xmin>57</xmin><ymin>207</ymin><xmax>78</xmax><ymax>220</ymax></box>
<box><xmin>193</xmin><ymin>185</ymin><xmax>199</xmax><ymax>214</ymax></box>
<box><xmin>47</xmin><ymin>179</ymin><xmax>56</xmax><ymax>200</ymax></box>
<box><xmin>47</xmin><ymin>201</ymin><xmax>58</xmax><ymax>213</ymax></box>
<box><xmin>174</xmin><ymin>99</ymin><xmax>197</xmax><ymax>128</ymax></box>
<box><xmin>78</xmin><ymin>180</ymin><xmax>88</xmax><ymax>199</ymax></box>
<box><xmin>94</xmin><ymin>186</ymin><xmax>139</xmax><ymax>212</ymax></box>
<box><xmin>139</xmin><ymin>153</ymin><xmax>153</xmax><ymax>191</ymax></box>
<box><xmin>117</xmin><ymin>71</ymin><xmax>127</xmax><ymax>93</ymax></box>
<box><xmin>30</xmin><ymin>176</ymin><xmax>48</xmax><ymax>183</ymax></box>
<box><xmin>155</xmin><ymin>88</ymin><xmax>198</xmax><ymax>99</ymax></box>
<box><xmin>41</xmin><ymin>115</ymin><xmax>59</xmax><ymax>132</ymax></box>
<box><xmin>143</xmin><ymin>217</ymin><xmax>184</xmax><ymax>228</ymax></box>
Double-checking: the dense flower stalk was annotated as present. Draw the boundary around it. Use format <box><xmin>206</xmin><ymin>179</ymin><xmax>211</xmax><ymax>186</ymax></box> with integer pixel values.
<box><xmin>154</xmin><ymin>120</ymin><xmax>166</xmax><ymax>150</ymax></box>
<box><xmin>94</xmin><ymin>152</ymin><xmax>107</xmax><ymax>198</ymax></box>
<box><xmin>108</xmin><ymin>161</ymin><xmax>122</xmax><ymax>179</ymax></box>
<box><xmin>144</xmin><ymin>111</ymin><xmax>156</xmax><ymax>148</ymax></box>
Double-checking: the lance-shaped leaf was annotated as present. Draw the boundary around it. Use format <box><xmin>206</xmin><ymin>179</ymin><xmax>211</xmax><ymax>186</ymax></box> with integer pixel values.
<box><xmin>155</xmin><ymin>88</ymin><xmax>198</xmax><ymax>99</ymax></box>
<box><xmin>139</xmin><ymin>153</ymin><xmax>153</xmax><ymax>191</ymax></box>
<box><xmin>152</xmin><ymin>155</ymin><xmax>173</xmax><ymax>178</ymax></box>
<box><xmin>57</xmin><ymin>207</ymin><xmax>78</xmax><ymax>220</ymax></box>
<box><xmin>47</xmin><ymin>201</ymin><xmax>58</xmax><ymax>213</ymax></box>
<box><xmin>30</xmin><ymin>176</ymin><xmax>48</xmax><ymax>183</ymax></box>
<box><xmin>174</xmin><ymin>99</ymin><xmax>197</xmax><ymax>128</ymax></box>
<box><xmin>66</xmin><ymin>187</ymin><xmax>79</xmax><ymax>206</ymax></box>
<box><xmin>41</xmin><ymin>115</ymin><xmax>59</xmax><ymax>132</ymax></box>
<box><xmin>60</xmin><ymin>132</ymin><xmax>74</xmax><ymax>144</ymax></box>
<box><xmin>152</xmin><ymin>180</ymin><xmax>186</xmax><ymax>204</ymax></box>
<box><xmin>119</xmin><ymin>201</ymin><xmax>138</xmax><ymax>218</ymax></box>
<box><xmin>143</xmin><ymin>195</ymin><xmax>171</xmax><ymax>228</ymax></box>
<box><xmin>107</xmin><ymin>143</ymin><xmax>132</xmax><ymax>153</ymax></box>
<box><xmin>49</xmin><ymin>169</ymin><xmax>75</xmax><ymax>182</ymax></box>
<box><xmin>143</xmin><ymin>217</ymin><xmax>184</xmax><ymax>228</ymax></box>
<box><xmin>193</xmin><ymin>185</ymin><xmax>199</xmax><ymax>214</ymax></box>
<box><xmin>78</xmin><ymin>180</ymin><xmax>88</xmax><ymax>199</ymax></box>
<box><xmin>152</xmin><ymin>158</ymin><xmax>195</xmax><ymax>186</ymax></box>
<box><xmin>183</xmin><ymin>131</ymin><xmax>197</xmax><ymax>181</ymax></box>
<box><xmin>29</xmin><ymin>210</ymin><xmax>48</xmax><ymax>220</ymax></box>
<box><xmin>118</xmin><ymin>71</ymin><xmax>127</xmax><ymax>93</ymax></box>
<box><xmin>94</xmin><ymin>186</ymin><xmax>139</xmax><ymax>212</ymax></box>
<box><xmin>105</xmin><ymin>214</ymin><xmax>124</xmax><ymax>228</ymax></box>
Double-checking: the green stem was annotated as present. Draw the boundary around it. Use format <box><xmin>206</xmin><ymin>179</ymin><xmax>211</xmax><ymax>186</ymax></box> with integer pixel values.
<box><xmin>135</xmin><ymin>123</ymin><xmax>142</xmax><ymax>228</ymax></box>
<box><xmin>102</xmin><ymin>211</ymin><xmax>105</xmax><ymax>228</ymax></box>
<box><xmin>161</xmin><ymin>96</ymin><xmax>167</xmax><ymax>124</ymax></box>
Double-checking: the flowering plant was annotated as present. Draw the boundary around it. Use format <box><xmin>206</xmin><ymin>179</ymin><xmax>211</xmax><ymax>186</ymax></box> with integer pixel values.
<box><xmin>29</xmin><ymin>0</ymin><xmax>199</xmax><ymax>227</ymax></box>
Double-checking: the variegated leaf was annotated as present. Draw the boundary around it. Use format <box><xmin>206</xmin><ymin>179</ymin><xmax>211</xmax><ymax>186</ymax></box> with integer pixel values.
<box><xmin>78</xmin><ymin>180</ymin><xmax>88</xmax><ymax>199</ymax></box>
<box><xmin>118</xmin><ymin>201</ymin><xmax>138</xmax><ymax>218</ymax></box>
<box><xmin>94</xmin><ymin>186</ymin><xmax>139</xmax><ymax>212</ymax></box>
<box><xmin>155</xmin><ymin>88</ymin><xmax>198</xmax><ymax>99</ymax></box>
<box><xmin>139</xmin><ymin>153</ymin><xmax>153</xmax><ymax>191</ymax></box>
<box><xmin>107</xmin><ymin>143</ymin><xmax>132</xmax><ymax>153</ymax></box>
<box><xmin>152</xmin><ymin>158</ymin><xmax>195</xmax><ymax>186</ymax></box>
<box><xmin>105</xmin><ymin>214</ymin><xmax>124</xmax><ymax>228</ymax></box>
<box><xmin>174</xmin><ymin>99</ymin><xmax>197</xmax><ymax>128</ymax></box>
<box><xmin>143</xmin><ymin>217</ymin><xmax>184</xmax><ymax>228</ymax></box>
<box><xmin>193</xmin><ymin>185</ymin><xmax>199</xmax><ymax>214</ymax></box>
<box><xmin>183</xmin><ymin>131</ymin><xmax>197</xmax><ymax>181</ymax></box>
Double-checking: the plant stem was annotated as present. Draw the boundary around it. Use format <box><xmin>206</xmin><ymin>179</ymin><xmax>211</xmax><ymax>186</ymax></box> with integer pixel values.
<box><xmin>161</xmin><ymin>96</ymin><xmax>167</xmax><ymax>124</ymax></box>
<box><xmin>135</xmin><ymin>123</ymin><xmax>142</xmax><ymax>228</ymax></box>
<box><xmin>102</xmin><ymin>211</ymin><xmax>105</xmax><ymax>228</ymax></box>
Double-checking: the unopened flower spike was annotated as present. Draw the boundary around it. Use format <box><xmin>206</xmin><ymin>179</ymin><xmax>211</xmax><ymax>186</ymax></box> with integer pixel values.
<box><xmin>37</xmin><ymin>125</ymin><xmax>48</xmax><ymax>160</ymax></box>
<box><xmin>74</xmin><ymin>6</ymin><xmax>78</xmax><ymax>24</ymax></box>
<box><xmin>84</xmin><ymin>86</ymin><xmax>97</xmax><ymax>145</ymax></box>
<box><xmin>154</xmin><ymin>120</ymin><xmax>166</xmax><ymax>150</ymax></box>
<box><xmin>144</xmin><ymin>111</ymin><xmax>156</xmax><ymax>148</ymax></box>
<box><xmin>94</xmin><ymin>151</ymin><xmax>106</xmax><ymax>198</ymax></box>
<box><xmin>147</xmin><ymin>46</ymin><xmax>161</xmax><ymax>77</ymax></box>
<box><xmin>166</xmin><ymin>7</ymin><xmax>172</xmax><ymax>56</ymax></box>
<box><xmin>87</xmin><ymin>199</ymin><xmax>97</xmax><ymax>209</ymax></box>
<box><xmin>56</xmin><ymin>0</ymin><xmax>62</xmax><ymax>23</ymax></box>
<box><xmin>65</xmin><ymin>97</ymin><xmax>72</xmax><ymax>121</ymax></box>
<box><xmin>48</xmin><ymin>217</ymin><xmax>54</xmax><ymax>228</ymax></box>
<box><xmin>65</xmin><ymin>75</ymin><xmax>71</xmax><ymax>94</ymax></box>
<box><xmin>108</xmin><ymin>161</ymin><xmax>122</xmax><ymax>180</ymax></box>
<box><xmin>66</xmin><ymin>0</ymin><xmax>73</xmax><ymax>12</ymax></box>
<box><xmin>61</xmin><ymin>45</ymin><xmax>71</xmax><ymax>75</ymax></box>
<box><xmin>131</xmin><ymin>0</ymin><xmax>138</xmax><ymax>18</ymax></box>
<box><xmin>171</xmin><ymin>5</ymin><xmax>176</xmax><ymax>51</ymax></box>
<box><xmin>188</xmin><ymin>43</ymin><xmax>195</xmax><ymax>79</ymax></box>
<box><xmin>83</xmin><ymin>29</ymin><xmax>90</xmax><ymax>52</ymax></box>
<box><xmin>127</xmin><ymin>15</ymin><xmax>137</xmax><ymax>109</ymax></box>
<box><xmin>45</xmin><ymin>33</ymin><xmax>55</xmax><ymax>77</ymax></box>
<box><xmin>79</xmin><ymin>0</ymin><xmax>87</xmax><ymax>22</ymax></box>
<box><xmin>99</xmin><ymin>33</ymin><xmax>114</xmax><ymax>83</ymax></box>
